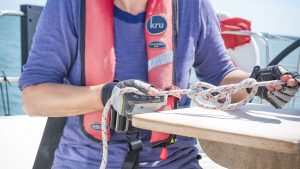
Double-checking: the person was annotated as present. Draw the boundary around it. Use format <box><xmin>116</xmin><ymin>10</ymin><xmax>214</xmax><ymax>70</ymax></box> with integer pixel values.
<box><xmin>19</xmin><ymin>0</ymin><xmax>299</xmax><ymax>169</ymax></box>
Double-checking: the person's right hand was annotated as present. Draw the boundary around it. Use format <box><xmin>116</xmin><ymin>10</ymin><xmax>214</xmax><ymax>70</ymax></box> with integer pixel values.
<box><xmin>101</xmin><ymin>79</ymin><xmax>163</xmax><ymax>132</ymax></box>
<box><xmin>101</xmin><ymin>79</ymin><xmax>159</xmax><ymax>106</ymax></box>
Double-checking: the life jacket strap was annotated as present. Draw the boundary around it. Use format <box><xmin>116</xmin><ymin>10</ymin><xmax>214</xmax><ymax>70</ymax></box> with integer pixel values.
<box><xmin>122</xmin><ymin>125</ymin><xmax>143</xmax><ymax>169</ymax></box>
<box><xmin>151</xmin><ymin>134</ymin><xmax>176</xmax><ymax>148</ymax></box>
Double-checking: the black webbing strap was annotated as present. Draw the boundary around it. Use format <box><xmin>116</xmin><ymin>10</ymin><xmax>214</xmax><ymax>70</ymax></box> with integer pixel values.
<box><xmin>122</xmin><ymin>126</ymin><xmax>143</xmax><ymax>169</ymax></box>
<box><xmin>32</xmin><ymin>117</ymin><xmax>67</xmax><ymax>169</ymax></box>
<box><xmin>122</xmin><ymin>150</ymin><xmax>140</xmax><ymax>169</ymax></box>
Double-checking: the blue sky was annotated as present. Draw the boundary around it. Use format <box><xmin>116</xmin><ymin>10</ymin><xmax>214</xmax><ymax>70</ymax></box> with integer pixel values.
<box><xmin>1</xmin><ymin>0</ymin><xmax>299</xmax><ymax>37</ymax></box>
<box><xmin>210</xmin><ymin>0</ymin><xmax>300</xmax><ymax>37</ymax></box>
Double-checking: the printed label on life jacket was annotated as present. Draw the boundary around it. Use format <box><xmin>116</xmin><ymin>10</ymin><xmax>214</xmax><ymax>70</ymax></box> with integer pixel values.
<box><xmin>90</xmin><ymin>123</ymin><xmax>102</xmax><ymax>131</ymax></box>
<box><xmin>146</xmin><ymin>15</ymin><xmax>168</xmax><ymax>35</ymax></box>
<box><xmin>148</xmin><ymin>41</ymin><xmax>166</xmax><ymax>49</ymax></box>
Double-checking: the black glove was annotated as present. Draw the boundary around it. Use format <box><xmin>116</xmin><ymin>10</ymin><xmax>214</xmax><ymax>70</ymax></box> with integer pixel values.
<box><xmin>101</xmin><ymin>79</ymin><xmax>152</xmax><ymax>106</ymax></box>
<box><xmin>248</xmin><ymin>65</ymin><xmax>299</xmax><ymax>109</ymax></box>
<box><xmin>101</xmin><ymin>79</ymin><xmax>166</xmax><ymax>132</ymax></box>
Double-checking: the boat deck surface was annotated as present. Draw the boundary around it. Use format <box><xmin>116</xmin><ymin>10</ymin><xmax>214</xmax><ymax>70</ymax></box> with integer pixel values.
<box><xmin>0</xmin><ymin>115</ymin><xmax>225</xmax><ymax>169</ymax></box>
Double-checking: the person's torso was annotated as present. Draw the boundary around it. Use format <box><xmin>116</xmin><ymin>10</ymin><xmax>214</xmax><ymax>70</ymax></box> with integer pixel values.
<box><xmin>53</xmin><ymin>1</ymin><xmax>205</xmax><ymax>168</ymax></box>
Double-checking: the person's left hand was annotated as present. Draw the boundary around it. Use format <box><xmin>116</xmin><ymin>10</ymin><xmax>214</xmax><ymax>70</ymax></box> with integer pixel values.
<box><xmin>249</xmin><ymin>65</ymin><xmax>300</xmax><ymax>109</ymax></box>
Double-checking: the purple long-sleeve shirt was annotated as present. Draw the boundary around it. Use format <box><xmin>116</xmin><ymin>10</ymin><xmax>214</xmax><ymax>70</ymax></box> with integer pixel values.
<box><xmin>19</xmin><ymin>0</ymin><xmax>235</xmax><ymax>168</ymax></box>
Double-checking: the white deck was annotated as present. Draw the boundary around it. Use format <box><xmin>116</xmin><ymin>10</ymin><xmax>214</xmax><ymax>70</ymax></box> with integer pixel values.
<box><xmin>0</xmin><ymin>115</ymin><xmax>224</xmax><ymax>169</ymax></box>
<box><xmin>0</xmin><ymin>116</ymin><xmax>47</xmax><ymax>169</ymax></box>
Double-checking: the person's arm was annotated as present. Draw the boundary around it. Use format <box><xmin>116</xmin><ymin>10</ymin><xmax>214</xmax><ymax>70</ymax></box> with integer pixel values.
<box><xmin>22</xmin><ymin>84</ymin><xmax>104</xmax><ymax>117</ymax></box>
<box><xmin>193</xmin><ymin>0</ymin><xmax>237</xmax><ymax>90</ymax></box>
<box><xmin>19</xmin><ymin>0</ymin><xmax>90</xmax><ymax>117</ymax></box>
<box><xmin>23</xmin><ymin>80</ymin><xmax>158</xmax><ymax>117</ymax></box>
<box><xmin>220</xmin><ymin>69</ymin><xmax>250</xmax><ymax>103</ymax></box>
<box><xmin>193</xmin><ymin>0</ymin><xmax>299</xmax><ymax>105</ymax></box>
<box><xmin>19</xmin><ymin>0</ymin><xmax>160</xmax><ymax>118</ymax></box>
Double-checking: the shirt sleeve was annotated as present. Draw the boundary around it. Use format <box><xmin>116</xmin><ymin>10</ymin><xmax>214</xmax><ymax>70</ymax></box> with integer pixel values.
<box><xmin>18</xmin><ymin>0</ymin><xmax>78</xmax><ymax>90</ymax></box>
<box><xmin>193</xmin><ymin>0</ymin><xmax>236</xmax><ymax>86</ymax></box>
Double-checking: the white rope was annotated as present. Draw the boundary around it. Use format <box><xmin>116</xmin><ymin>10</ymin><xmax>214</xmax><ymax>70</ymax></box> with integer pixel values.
<box><xmin>99</xmin><ymin>78</ymin><xmax>284</xmax><ymax>169</ymax></box>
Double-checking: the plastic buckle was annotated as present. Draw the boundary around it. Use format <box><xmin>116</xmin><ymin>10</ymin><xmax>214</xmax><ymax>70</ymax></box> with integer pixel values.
<box><xmin>128</xmin><ymin>139</ymin><xmax>143</xmax><ymax>153</ymax></box>
<box><xmin>126</xmin><ymin>129</ymin><xmax>143</xmax><ymax>153</ymax></box>
<box><xmin>151</xmin><ymin>134</ymin><xmax>176</xmax><ymax>148</ymax></box>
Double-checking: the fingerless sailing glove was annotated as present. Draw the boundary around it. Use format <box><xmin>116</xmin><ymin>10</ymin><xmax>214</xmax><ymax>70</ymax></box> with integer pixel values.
<box><xmin>101</xmin><ymin>80</ymin><xmax>152</xmax><ymax>106</ymax></box>
<box><xmin>248</xmin><ymin>65</ymin><xmax>299</xmax><ymax>109</ymax></box>
<box><xmin>101</xmin><ymin>80</ymin><xmax>166</xmax><ymax>132</ymax></box>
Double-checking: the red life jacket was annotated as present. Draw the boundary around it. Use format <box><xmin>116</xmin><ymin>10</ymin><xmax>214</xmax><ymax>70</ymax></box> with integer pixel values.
<box><xmin>80</xmin><ymin>0</ymin><xmax>177</xmax><ymax>153</ymax></box>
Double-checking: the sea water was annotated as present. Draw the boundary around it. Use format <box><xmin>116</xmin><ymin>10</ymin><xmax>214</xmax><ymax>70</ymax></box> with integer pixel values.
<box><xmin>0</xmin><ymin>16</ymin><xmax>22</xmax><ymax>116</ymax></box>
<box><xmin>0</xmin><ymin>15</ymin><xmax>299</xmax><ymax>116</ymax></box>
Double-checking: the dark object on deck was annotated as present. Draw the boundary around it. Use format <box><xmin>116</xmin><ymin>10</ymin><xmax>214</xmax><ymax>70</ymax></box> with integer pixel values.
<box><xmin>32</xmin><ymin>118</ymin><xmax>66</xmax><ymax>169</ymax></box>
<box><xmin>20</xmin><ymin>5</ymin><xmax>43</xmax><ymax>69</ymax></box>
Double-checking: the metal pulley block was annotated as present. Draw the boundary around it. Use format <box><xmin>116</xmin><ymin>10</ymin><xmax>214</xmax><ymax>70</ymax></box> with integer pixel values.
<box><xmin>110</xmin><ymin>93</ymin><xmax>168</xmax><ymax>133</ymax></box>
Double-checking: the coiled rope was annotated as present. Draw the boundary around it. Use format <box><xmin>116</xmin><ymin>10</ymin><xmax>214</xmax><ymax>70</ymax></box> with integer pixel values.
<box><xmin>99</xmin><ymin>78</ymin><xmax>284</xmax><ymax>169</ymax></box>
